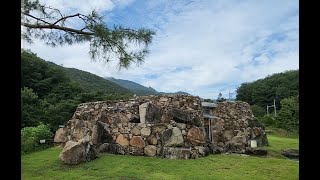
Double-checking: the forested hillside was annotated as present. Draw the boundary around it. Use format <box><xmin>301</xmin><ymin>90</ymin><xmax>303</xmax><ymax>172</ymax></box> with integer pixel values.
<box><xmin>21</xmin><ymin>51</ymin><xmax>132</xmax><ymax>130</ymax></box>
<box><xmin>236</xmin><ymin>70</ymin><xmax>299</xmax><ymax>132</ymax></box>
<box><xmin>236</xmin><ymin>70</ymin><xmax>298</xmax><ymax>108</ymax></box>
<box><xmin>106</xmin><ymin>77</ymin><xmax>158</xmax><ymax>95</ymax></box>
<box><xmin>62</xmin><ymin>68</ymin><xmax>132</xmax><ymax>95</ymax></box>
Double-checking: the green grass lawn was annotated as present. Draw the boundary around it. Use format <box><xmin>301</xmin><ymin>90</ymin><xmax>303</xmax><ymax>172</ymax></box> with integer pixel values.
<box><xmin>264</xmin><ymin>135</ymin><xmax>299</xmax><ymax>159</ymax></box>
<box><xmin>22</xmin><ymin>135</ymin><xmax>299</xmax><ymax>180</ymax></box>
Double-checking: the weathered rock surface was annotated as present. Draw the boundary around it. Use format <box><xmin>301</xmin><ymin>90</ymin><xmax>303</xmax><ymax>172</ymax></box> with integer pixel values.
<box><xmin>162</xmin><ymin>127</ymin><xmax>184</xmax><ymax>147</ymax></box>
<box><xmin>144</xmin><ymin>145</ymin><xmax>157</xmax><ymax>157</ymax></box>
<box><xmin>141</xmin><ymin>127</ymin><xmax>151</xmax><ymax>137</ymax></box>
<box><xmin>151</xmin><ymin>124</ymin><xmax>167</xmax><ymax>134</ymax></box>
<box><xmin>281</xmin><ymin>149</ymin><xmax>299</xmax><ymax>159</ymax></box>
<box><xmin>187</xmin><ymin>127</ymin><xmax>205</xmax><ymax>145</ymax></box>
<box><xmin>195</xmin><ymin>146</ymin><xmax>210</xmax><ymax>156</ymax></box>
<box><xmin>59</xmin><ymin>139</ymin><xmax>97</xmax><ymax>165</ymax></box>
<box><xmin>171</xmin><ymin>109</ymin><xmax>202</xmax><ymax>126</ymax></box>
<box><xmin>116</xmin><ymin>134</ymin><xmax>129</xmax><ymax>146</ymax></box>
<box><xmin>130</xmin><ymin>136</ymin><xmax>145</xmax><ymax>148</ymax></box>
<box><xmin>207</xmin><ymin>143</ymin><xmax>224</xmax><ymax>154</ymax></box>
<box><xmin>54</xmin><ymin>128</ymin><xmax>69</xmax><ymax>143</ymax></box>
<box><xmin>245</xmin><ymin>147</ymin><xmax>268</xmax><ymax>156</ymax></box>
<box><xmin>72</xmin><ymin>127</ymin><xmax>89</xmax><ymax>141</ymax></box>
<box><xmin>147</xmin><ymin>134</ymin><xmax>158</xmax><ymax>145</ymax></box>
<box><xmin>145</xmin><ymin>103</ymin><xmax>162</xmax><ymax>124</ymax></box>
<box><xmin>211</xmin><ymin>101</ymin><xmax>268</xmax><ymax>152</ymax></box>
<box><xmin>161</xmin><ymin>147</ymin><xmax>191</xmax><ymax>159</ymax></box>
<box><xmin>130</xmin><ymin>147</ymin><xmax>144</xmax><ymax>156</ymax></box>
<box><xmin>139</xmin><ymin>103</ymin><xmax>149</xmax><ymax>124</ymax></box>
<box><xmin>99</xmin><ymin>143</ymin><xmax>125</xmax><ymax>154</ymax></box>
<box><xmin>131</xmin><ymin>127</ymin><xmax>141</xmax><ymax>135</ymax></box>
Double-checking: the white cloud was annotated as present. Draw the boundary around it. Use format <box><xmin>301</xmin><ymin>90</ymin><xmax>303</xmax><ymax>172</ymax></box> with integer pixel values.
<box><xmin>38</xmin><ymin>0</ymin><xmax>135</xmax><ymax>14</ymax></box>
<box><xmin>24</xmin><ymin>0</ymin><xmax>299</xmax><ymax>99</ymax></box>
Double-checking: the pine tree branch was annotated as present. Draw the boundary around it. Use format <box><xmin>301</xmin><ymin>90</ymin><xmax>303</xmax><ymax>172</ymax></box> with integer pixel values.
<box><xmin>22</xmin><ymin>12</ymin><xmax>51</xmax><ymax>25</ymax></box>
<box><xmin>52</xmin><ymin>13</ymin><xmax>82</xmax><ymax>25</ymax></box>
<box><xmin>21</xmin><ymin>22</ymin><xmax>95</xmax><ymax>35</ymax></box>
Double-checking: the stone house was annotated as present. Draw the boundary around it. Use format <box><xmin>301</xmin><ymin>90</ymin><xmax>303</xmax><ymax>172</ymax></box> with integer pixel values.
<box><xmin>54</xmin><ymin>95</ymin><xmax>268</xmax><ymax>164</ymax></box>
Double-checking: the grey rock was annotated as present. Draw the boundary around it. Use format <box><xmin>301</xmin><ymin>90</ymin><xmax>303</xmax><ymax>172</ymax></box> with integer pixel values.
<box><xmin>176</xmin><ymin>123</ymin><xmax>187</xmax><ymax>130</ymax></box>
<box><xmin>59</xmin><ymin>139</ymin><xmax>97</xmax><ymax>165</ymax></box>
<box><xmin>245</xmin><ymin>147</ymin><xmax>268</xmax><ymax>156</ymax></box>
<box><xmin>144</xmin><ymin>145</ymin><xmax>157</xmax><ymax>157</ymax></box>
<box><xmin>161</xmin><ymin>147</ymin><xmax>191</xmax><ymax>159</ymax></box>
<box><xmin>141</xmin><ymin>127</ymin><xmax>151</xmax><ymax>137</ymax></box>
<box><xmin>99</xmin><ymin>143</ymin><xmax>125</xmax><ymax>155</ymax></box>
<box><xmin>54</xmin><ymin>128</ymin><xmax>69</xmax><ymax>143</ymax></box>
<box><xmin>161</xmin><ymin>127</ymin><xmax>184</xmax><ymax>147</ymax></box>
<box><xmin>281</xmin><ymin>149</ymin><xmax>299</xmax><ymax>159</ymax></box>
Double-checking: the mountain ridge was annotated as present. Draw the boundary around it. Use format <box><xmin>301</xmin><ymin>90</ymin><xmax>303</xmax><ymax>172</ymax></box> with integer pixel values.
<box><xmin>105</xmin><ymin>77</ymin><xmax>189</xmax><ymax>96</ymax></box>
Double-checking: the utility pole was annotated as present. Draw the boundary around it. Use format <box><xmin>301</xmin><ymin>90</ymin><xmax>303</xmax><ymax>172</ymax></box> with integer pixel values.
<box><xmin>228</xmin><ymin>90</ymin><xmax>235</xmax><ymax>101</ymax></box>
<box><xmin>274</xmin><ymin>99</ymin><xmax>277</xmax><ymax>117</ymax></box>
<box><xmin>266</xmin><ymin>99</ymin><xmax>277</xmax><ymax>117</ymax></box>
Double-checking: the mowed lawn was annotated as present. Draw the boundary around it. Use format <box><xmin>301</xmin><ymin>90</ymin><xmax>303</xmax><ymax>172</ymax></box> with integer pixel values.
<box><xmin>22</xmin><ymin>135</ymin><xmax>299</xmax><ymax>180</ymax></box>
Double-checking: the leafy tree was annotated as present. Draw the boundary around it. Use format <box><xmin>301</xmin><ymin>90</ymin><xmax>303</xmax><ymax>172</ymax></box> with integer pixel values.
<box><xmin>236</xmin><ymin>70</ymin><xmax>299</xmax><ymax>107</ymax></box>
<box><xmin>276</xmin><ymin>96</ymin><xmax>299</xmax><ymax>135</ymax></box>
<box><xmin>21</xmin><ymin>87</ymin><xmax>44</xmax><ymax>127</ymax></box>
<box><xmin>21</xmin><ymin>0</ymin><xmax>155</xmax><ymax>69</ymax></box>
<box><xmin>216</xmin><ymin>93</ymin><xmax>227</xmax><ymax>103</ymax></box>
<box><xmin>43</xmin><ymin>100</ymin><xmax>79</xmax><ymax>131</ymax></box>
<box><xmin>251</xmin><ymin>104</ymin><xmax>266</xmax><ymax>117</ymax></box>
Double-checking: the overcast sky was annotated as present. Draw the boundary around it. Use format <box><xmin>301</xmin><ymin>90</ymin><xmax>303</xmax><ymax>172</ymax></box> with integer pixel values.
<box><xmin>22</xmin><ymin>0</ymin><xmax>299</xmax><ymax>99</ymax></box>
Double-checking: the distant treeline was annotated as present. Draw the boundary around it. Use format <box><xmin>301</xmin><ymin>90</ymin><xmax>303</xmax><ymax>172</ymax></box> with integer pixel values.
<box><xmin>236</xmin><ymin>70</ymin><xmax>299</xmax><ymax>133</ymax></box>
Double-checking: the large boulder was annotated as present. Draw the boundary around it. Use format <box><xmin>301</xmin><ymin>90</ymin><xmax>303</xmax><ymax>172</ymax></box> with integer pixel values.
<box><xmin>139</xmin><ymin>103</ymin><xmax>162</xmax><ymax>124</ymax></box>
<box><xmin>91</xmin><ymin>122</ymin><xmax>113</xmax><ymax>145</ymax></box>
<box><xmin>59</xmin><ymin>139</ymin><xmax>97</xmax><ymax>165</ymax></box>
<box><xmin>187</xmin><ymin>127</ymin><xmax>205</xmax><ymax>145</ymax></box>
<box><xmin>161</xmin><ymin>127</ymin><xmax>184</xmax><ymax>147</ymax></box>
<box><xmin>91</xmin><ymin>122</ymin><xmax>107</xmax><ymax>145</ymax></box>
<box><xmin>171</xmin><ymin>108</ymin><xmax>202</xmax><ymax>126</ymax></box>
<box><xmin>71</xmin><ymin>126</ymin><xmax>90</xmax><ymax>141</ymax></box>
<box><xmin>161</xmin><ymin>147</ymin><xmax>191</xmax><ymax>159</ymax></box>
<box><xmin>54</xmin><ymin>128</ymin><xmax>69</xmax><ymax>143</ymax></box>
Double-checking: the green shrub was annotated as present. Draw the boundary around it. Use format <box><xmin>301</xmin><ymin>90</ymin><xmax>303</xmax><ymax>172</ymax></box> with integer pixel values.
<box><xmin>251</xmin><ymin>104</ymin><xmax>266</xmax><ymax>117</ymax></box>
<box><xmin>257</xmin><ymin>115</ymin><xmax>276</xmax><ymax>127</ymax></box>
<box><xmin>21</xmin><ymin>123</ymin><xmax>54</xmax><ymax>154</ymax></box>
